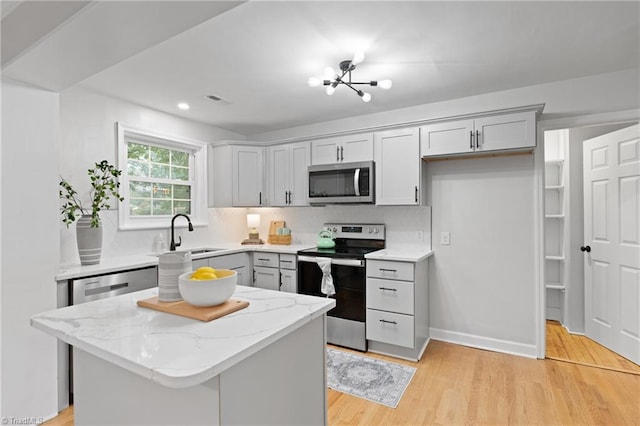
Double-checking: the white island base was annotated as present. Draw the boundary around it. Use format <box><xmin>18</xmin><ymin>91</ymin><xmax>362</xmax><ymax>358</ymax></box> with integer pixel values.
<box><xmin>74</xmin><ymin>316</ymin><xmax>326</xmax><ymax>425</ymax></box>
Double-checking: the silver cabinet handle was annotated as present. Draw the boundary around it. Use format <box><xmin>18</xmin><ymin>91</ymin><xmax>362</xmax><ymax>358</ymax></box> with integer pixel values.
<box><xmin>476</xmin><ymin>130</ymin><xmax>481</xmax><ymax>149</ymax></box>
<box><xmin>470</xmin><ymin>130</ymin><xmax>474</xmax><ymax>149</ymax></box>
<box><xmin>379</xmin><ymin>319</ymin><xmax>398</xmax><ymax>325</ymax></box>
<box><xmin>379</xmin><ymin>268</ymin><xmax>397</xmax><ymax>272</ymax></box>
<box><xmin>259</xmin><ymin>191</ymin><xmax>262</xmax><ymax>205</ymax></box>
<box><xmin>340</xmin><ymin>146</ymin><xmax>344</xmax><ymax>161</ymax></box>
<box><xmin>257</xmin><ymin>258</ymin><xmax>270</xmax><ymax>261</ymax></box>
<box><xmin>336</xmin><ymin>146</ymin><xmax>340</xmax><ymax>162</ymax></box>
<box><xmin>379</xmin><ymin>287</ymin><xmax>397</xmax><ymax>292</ymax></box>
<box><xmin>415</xmin><ymin>186</ymin><xmax>418</xmax><ymax>203</ymax></box>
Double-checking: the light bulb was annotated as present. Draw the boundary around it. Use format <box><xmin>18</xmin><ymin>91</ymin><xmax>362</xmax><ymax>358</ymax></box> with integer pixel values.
<box><xmin>324</xmin><ymin>66</ymin><xmax>336</xmax><ymax>79</ymax></box>
<box><xmin>352</xmin><ymin>51</ymin><xmax>365</xmax><ymax>65</ymax></box>
<box><xmin>177</xmin><ymin>102</ymin><xmax>190</xmax><ymax>110</ymax></box>
<box><xmin>308</xmin><ymin>77</ymin><xmax>322</xmax><ymax>87</ymax></box>
<box><xmin>361</xmin><ymin>92</ymin><xmax>371</xmax><ymax>102</ymax></box>
<box><xmin>326</xmin><ymin>85</ymin><xmax>336</xmax><ymax>95</ymax></box>
<box><xmin>378</xmin><ymin>79</ymin><xmax>393</xmax><ymax>89</ymax></box>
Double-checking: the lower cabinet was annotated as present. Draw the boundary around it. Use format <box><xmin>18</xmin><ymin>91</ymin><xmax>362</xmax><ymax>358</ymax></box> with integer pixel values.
<box><xmin>192</xmin><ymin>253</ymin><xmax>250</xmax><ymax>287</ymax></box>
<box><xmin>365</xmin><ymin>258</ymin><xmax>429</xmax><ymax>361</ymax></box>
<box><xmin>253</xmin><ymin>252</ymin><xmax>298</xmax><ymax>293</ymax></box>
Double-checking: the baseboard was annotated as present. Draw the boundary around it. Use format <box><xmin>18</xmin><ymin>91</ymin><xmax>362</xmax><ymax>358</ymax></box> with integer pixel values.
<box><xmin>429</xmin><ymin>327</ymin><xmax>538</xmax><ymax>359</ymax></box>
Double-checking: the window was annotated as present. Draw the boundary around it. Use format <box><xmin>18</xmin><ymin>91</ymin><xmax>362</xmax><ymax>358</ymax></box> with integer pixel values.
<box><xmin>117</xmin><ymin>123</ymin><xmax>208</xmax><ymax>230</ymax></box>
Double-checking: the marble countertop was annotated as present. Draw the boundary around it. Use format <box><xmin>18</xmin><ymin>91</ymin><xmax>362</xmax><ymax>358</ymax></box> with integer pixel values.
<box><xmin>56</xmin><ymin>243</ymin><xmax>315</xmax><ymax>281</ymax></box>
<box><xmin>365</xmin><ymin>246</ymin><xmax>434</xmax><ymax>262</ymax></box>
<box><xmin>31</xmin><ymin>286</ymin><xmax>335</xmax><ymax>389</ymax></box>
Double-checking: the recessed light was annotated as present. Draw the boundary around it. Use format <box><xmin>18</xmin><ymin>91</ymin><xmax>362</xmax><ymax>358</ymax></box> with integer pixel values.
<box><xmin>177</xmin><ymin>102</ymin><xmax>190</xmax><ymax>110</ymax></box>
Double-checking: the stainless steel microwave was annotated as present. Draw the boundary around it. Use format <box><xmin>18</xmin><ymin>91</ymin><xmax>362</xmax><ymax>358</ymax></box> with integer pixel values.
<box><xmin>308</xmin><ymin>161</ymin><xmax>375</xmax><ymax>204</ymax></box>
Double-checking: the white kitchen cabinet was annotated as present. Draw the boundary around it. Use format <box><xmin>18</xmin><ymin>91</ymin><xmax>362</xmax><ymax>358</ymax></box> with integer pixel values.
<box><xmin>279</xmin><ymin>254</ymin><xmax>297</xmax><ymax>293</ymax></box>
<box><xmin>366</xmin><ymin>258</ymin><xmax>429</xmax><ymax>361</ymax></box>
<box><xmin>374</xmin><ymin>127</ymin><xmax>421</xmax><ymax>205</ymax></box>
<box><xmin>253</xmin><ymin>266</ymin><xmax>280</xmax><ymax>291</ymax></box>
<box><xmin>232</xmin><ymin>145</ymin><xmax>265</xmax><ymax>206</ymax></box>
<box><xmin>420</xmin><ymin>111</ymin><xmax>535</xmax><ymax>158</ymax></box>
<box><xmin>267</xmin><ymin>142</ymin><xmax>310</xmax><ymax>206</ymax></box>
<box><xmin>192</xmin><ymin>253</ymin><xmax>251</xmax><ymax>287</ymax></box>
<box><xmin>311</xmin><ymin>133</ymin><xmax>373</xmax><ymax>165</ymax></box>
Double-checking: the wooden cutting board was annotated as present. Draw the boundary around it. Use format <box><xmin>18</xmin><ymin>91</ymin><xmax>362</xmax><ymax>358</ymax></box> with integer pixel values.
<box><xmin>137</xmin><ymin>297</ymin><xmax>249</xmax><ymax>322</ymax></box>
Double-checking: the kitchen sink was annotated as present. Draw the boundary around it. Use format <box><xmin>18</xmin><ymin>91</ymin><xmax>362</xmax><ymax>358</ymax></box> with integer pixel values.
<box><xmin>189</xmin><ymin>248</ymin><xmax>223</xmax><ymax>254</ymax></box>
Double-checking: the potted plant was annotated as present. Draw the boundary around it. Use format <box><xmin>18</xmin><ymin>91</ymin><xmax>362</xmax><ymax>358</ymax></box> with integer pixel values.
<box><xmin>59</xmin><ymin>160</ymin><xmax>124</xmax><ymax>265</ymax></box>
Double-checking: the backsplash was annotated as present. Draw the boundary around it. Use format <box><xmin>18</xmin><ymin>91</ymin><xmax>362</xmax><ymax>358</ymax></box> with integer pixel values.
<box><xmin>59</xmin><ymin>206</ymin><xmax>431</xmax><ymax>266</ymax></box>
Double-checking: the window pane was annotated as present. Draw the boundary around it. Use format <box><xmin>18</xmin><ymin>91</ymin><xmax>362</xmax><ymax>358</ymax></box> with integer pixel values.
<box><xmin>129</xmin><ymin>181</ymin><xmax>151</xmax><ymax>198</ymax></box>
<box><xmin>128</xmin><ymin>143</ymin><xmax>148</xmax><ymax>161</ymax></box>
<box><xmin>150</xmin><ymin>164</ymin><xmax>170</xmax><ymax>179</ymax></box>
<box><xmin>128</xmin><ymin>160</ymin><xmax>149</xmax><ymax>177</ymax></box>
<box><xmin>173</xmin><ymin>184</ymin><xmax>190</xmax><ymax>200</ymax></box>
<box><xmin>171</xmin><ymin>166</ymin><xmax>189</xmax><ymax>181</ymax></box>
<box><xmin>153</xmin><ymin>183</ymin><xmax>171</xmax><ymax>199</ymax></box>
<box><xmin>150</xmin><ymin>146</ymin><xmax>170</xmax><ymax>164</ymax></box>
<box><xmin>130</xmin><ymin>199</ymin><xmax>151</xmax><ymax>216</ymax></box>
<box><xmin>172</xmin><ymin>150</ymin><xmax>189</xmax><ymax>167</ymax></box>
<box><xmin>153</xmin><ymin>200</ymin><xmax>172</xmax><ymax>215</ymax></box>
<box><xmin>174</xmin><ymin>201</ymin><xmax>191</xmax><ymax>215</ymax></box>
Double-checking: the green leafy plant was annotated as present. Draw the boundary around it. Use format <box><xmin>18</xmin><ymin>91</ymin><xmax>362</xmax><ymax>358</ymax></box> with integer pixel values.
<box><xmin>59</xmin><ymin>160</ymin><xmax>124</xmax><ymax>228</ymax></box>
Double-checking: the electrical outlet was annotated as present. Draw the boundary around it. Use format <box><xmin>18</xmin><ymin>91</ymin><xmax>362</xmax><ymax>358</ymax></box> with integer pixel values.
<box><xmin>416</xmin><ymin>230</ymin><xmax>424</xmax><ymax>241</ymax></box>
<box><xmin>440</xmin><ymin>232</ymin><xmax>450</xmax><ymax>245</ymax></box>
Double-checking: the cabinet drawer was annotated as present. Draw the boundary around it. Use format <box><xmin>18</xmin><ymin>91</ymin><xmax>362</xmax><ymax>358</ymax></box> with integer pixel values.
<box><xmin>253</xmin><ymin>252</ymin><xmax>279</xmax><ymax>268</ymax></box>
<box><xmin>366</xmin><ymin>309</ymin><xmax>414</xmax><ymax>348</ymax></box>
<box><xmin>366</xmin><ymin>278</ymin><xmax>414</xmax><ymax>315</ymax></box>
<box><xmin>279</xmin><ymin>254</ymin><xmax>297</xmax><ymax>270</ymax></box>
<box><xmin>367</xmin><ymin>260</ymin><xmax>414</xmax><ymax>281</ymax></box>
<box><xmin>209</xmin><ymin>253</ymin><xmax>248</xmax><ymax>270</ymax></box>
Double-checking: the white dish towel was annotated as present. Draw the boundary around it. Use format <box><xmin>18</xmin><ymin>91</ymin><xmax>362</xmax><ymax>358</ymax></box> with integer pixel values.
<box><xmin>316</xmin><ymin>257</ymin><xmax>335</xmax><ymax>297</ymax></box>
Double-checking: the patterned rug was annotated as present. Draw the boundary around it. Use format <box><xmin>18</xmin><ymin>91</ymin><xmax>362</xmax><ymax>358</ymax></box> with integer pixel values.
<box><xmin>326</xmin><ymin>348</ymin><xmax>416</xmax><ymax>408</ymax></box>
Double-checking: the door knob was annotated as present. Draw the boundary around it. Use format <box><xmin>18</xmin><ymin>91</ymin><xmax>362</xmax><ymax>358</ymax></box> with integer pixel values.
<box><xmin>580</xmin><ymin>245</ymin><xmax>591</xmax><ymax>253</ymax></box>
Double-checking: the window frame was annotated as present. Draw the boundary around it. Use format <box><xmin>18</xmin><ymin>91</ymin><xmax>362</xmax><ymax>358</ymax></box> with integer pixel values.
<box><xmin>116</xmin><ymin>122</ymin><xmax>208</xmax><ymax>230</ymax></box>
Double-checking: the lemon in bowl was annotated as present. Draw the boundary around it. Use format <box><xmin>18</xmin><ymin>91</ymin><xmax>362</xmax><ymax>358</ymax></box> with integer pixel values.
<box><xmin>178</xmin><ymin>267</ymin><xmax>237</xmax><ymax>307</ymax></box>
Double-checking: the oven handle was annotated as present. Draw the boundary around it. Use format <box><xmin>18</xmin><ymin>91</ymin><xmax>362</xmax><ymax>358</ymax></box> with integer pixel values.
<box><xmin>298</xmin><ymin>255</ymin><xmax>364</xmax><ymax>267</ymax></box>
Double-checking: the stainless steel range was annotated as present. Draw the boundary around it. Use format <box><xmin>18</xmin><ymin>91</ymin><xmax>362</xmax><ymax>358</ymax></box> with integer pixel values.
<box><xmin>297</xmin><ymin>223</ymin><xmax>385</xmax><ymax>351</ymax></box>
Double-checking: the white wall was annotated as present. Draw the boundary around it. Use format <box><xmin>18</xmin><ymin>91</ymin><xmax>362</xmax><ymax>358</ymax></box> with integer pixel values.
<box><xmin>58</xmin><ymin>86</ymin><xmax>246</xmax><ymax>264</ymax></box>
<box><xmin>1</xmin><ymin>79</ymin><xmax>59</xmax><ymax>421</ymax></box>
<box><xmin>250</xmin><ymin>69</ymin><xmax>639</xmax><ymax>142</ymax></box>
<box><xmin>426</xmin><ymin>155</ymin><xmax>537</xmax><ymax>356</ymax></box>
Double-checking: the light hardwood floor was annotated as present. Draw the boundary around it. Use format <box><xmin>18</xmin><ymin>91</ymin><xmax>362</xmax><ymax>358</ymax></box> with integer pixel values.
<box><xmin>44</xmin><ymin>339</ymin><xmax>639</xmax><ymax>426</ymax></box>
<box><xmin>546</xmin><ymin>320</ymin><xmax>640</xmax><ymax>375</ymax></box>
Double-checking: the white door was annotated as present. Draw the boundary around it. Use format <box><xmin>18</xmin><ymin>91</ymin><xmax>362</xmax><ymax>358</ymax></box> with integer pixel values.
<box><xmin>232</xmin><ymin>146</ymin><xmax>264</xmax><ymax>206</ymax></box>
<box><xmin>311</xmin><ymin>137</ymin><xmax>341</xmax><ymax>165</ymax></box>
<box><xmin>289</xmin><ymin>142</ymin><xmax>310</xmax><ymax>206</ymax></box>
<box><xmin>253</xmin><ymin>266</ymin><xmax>279</xmax><ymax>291</ymax></box>
<box><xmin>341</xmin><ymin>133</ymin><xmax>373</xmax><ymax>163</ymax></box>
<box><xmin>268</xmin><ymin>145</ymin><xmax>289</xmax><ymax>206</ymax></box>
<box><xmin>420</xmin><ymin>119</ymin><xmax>474</xmax><ymax>157</ymax></box>
<box><xmin>583</xmin><ymin>124</ymin><xmax>640</xmax><ymax>365</ymax></box>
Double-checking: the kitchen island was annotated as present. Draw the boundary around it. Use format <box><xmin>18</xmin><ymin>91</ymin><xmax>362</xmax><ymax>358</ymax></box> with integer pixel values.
<box><xmin>32</xmin><ymin>286</ymin><xmax>335</xmax><ymax>425</ymax></box>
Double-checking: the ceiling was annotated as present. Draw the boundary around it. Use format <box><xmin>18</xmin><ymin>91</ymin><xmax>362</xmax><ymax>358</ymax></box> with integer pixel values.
<box><xmin>2</xmin><ymin>1</ymin><xmax>639</xmax><ymax>137</ymax></box>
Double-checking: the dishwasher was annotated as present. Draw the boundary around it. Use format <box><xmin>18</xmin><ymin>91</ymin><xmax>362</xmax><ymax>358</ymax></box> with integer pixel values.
<box><xmin>62</xmin><ymin>266</ymin><xmax>157</xmax><ymax>406</ymax></box>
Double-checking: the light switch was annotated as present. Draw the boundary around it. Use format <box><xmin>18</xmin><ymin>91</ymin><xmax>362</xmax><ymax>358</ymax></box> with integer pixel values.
<box><xmin>440</xmin><ymin>232</ymin><xmax>450</xmax><ymax>245</ymax></box>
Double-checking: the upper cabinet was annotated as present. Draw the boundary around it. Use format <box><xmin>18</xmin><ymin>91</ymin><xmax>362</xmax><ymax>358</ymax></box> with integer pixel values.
<box><xmin>374</xmin><ymin>127</ymin><xmax>421</xmax><ymax>205</ymax></box>
<box><xmin>311</xmin><ymin>133</ymin><xmax>373</xmax><ymax>165</ymax></box>
<box><xmin>209</xmin><ymin>144</ymin><xmax>264</xmax><ymax>207</ymax></box>
<box><xmin>267</xmin><ymin>142</ymin><xmax>311</xmax><ymax>206</ymax></box>
<box><xmin>420</xmin><ymin>111</ymin><xmax>536</xmax><ymax>158</ymax></box>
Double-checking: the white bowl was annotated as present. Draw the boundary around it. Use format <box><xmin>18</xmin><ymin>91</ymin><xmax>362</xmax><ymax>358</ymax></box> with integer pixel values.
<box><xmin>178</xmin><ymin>269</ymin><xmax>237</xmax><ymax>307</ymax></box>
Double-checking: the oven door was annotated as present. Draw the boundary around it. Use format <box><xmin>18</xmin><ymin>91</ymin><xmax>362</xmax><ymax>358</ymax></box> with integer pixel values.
<box><xmin>297</xmin><ymin>256</ymin><xmax>366</xmax><ymax>322</ymax></box>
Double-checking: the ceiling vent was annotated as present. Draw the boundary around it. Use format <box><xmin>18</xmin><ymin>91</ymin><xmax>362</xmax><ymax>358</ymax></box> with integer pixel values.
<box><xmin>204</xmin><ymin>94</ymin><xmax>233</xmax><ymax>105</ymax></box>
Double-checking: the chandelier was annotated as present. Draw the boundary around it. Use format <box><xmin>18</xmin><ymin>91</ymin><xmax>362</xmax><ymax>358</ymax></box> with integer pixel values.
<box><xmin>307</xmin><ymin>52</ymin><xmax>392</xmax><ymax>102</ymax></box>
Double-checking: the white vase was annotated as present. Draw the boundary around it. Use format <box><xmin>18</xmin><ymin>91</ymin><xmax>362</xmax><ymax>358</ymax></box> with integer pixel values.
<box><xmin>76</xmin><ymin>214</ymin><xmax>103</xmax><ymax>265</ymax></box>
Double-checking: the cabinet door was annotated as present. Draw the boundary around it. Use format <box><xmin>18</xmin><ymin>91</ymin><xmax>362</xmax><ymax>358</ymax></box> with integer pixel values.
<box><xmin>267</xmin><ymin>145</ymin><xmax>290</xmax><ymax>206</ymax></box>
<box><xmin>192</xmin><ymin>258</ymin><xmax>209</xmax><ymax>269</ymax></box>
<box><xmin>253</xmin><ymin>266</ymin><xmax>279</xmax><ymax>291</ymax></box>
<box><xmin>280</xmin><ymin>269</ymin><xmax>297</xmax><ymax>293</ymax></box>
<box><xmin>232</xmin><ymin>146</ymin><xmax>264</xmax><ymax>206</ymax></box>
<box><xmin>234</xmin><ymin>266</ymin><xmax>249</xmax><ymax>287</ymax></box>
<box><xmin>288</xmin><ymin>142</ymin><xmax>310</xmax><ymax>206</ymax></box>
<box><xmin>208</xmin><ymin>145</ymin><xmax>233</xmax><ymax>207</ymax></box>
<box><xmin>311</xmin><ymin>137</ymin><xmax>341</xmax><ymax>165</ymax></box>
<box><xmin>475</xmin><ymin>111</ymin><xmax>536</xmax><ymax>153</ymax></box>
<box><xmin>420</xmin><ymin>120</ymin><xmax>474</xmax><ymax>157</ymax></box>
<box><xmin>374</xmin><ymin>128</ymin><xmax>420</xmax><ymax>205</ymax></box>
<box><xmin>342</xmin><ymin>133</ymin><xmax>373</xmax><ymax>163</ymax></box>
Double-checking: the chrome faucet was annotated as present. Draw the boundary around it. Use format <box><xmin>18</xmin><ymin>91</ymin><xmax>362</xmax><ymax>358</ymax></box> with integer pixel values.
<box><xmin>170</xmin><ymin>214</ymin><xmax>193</xmax><ymax>251</ymax></box>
